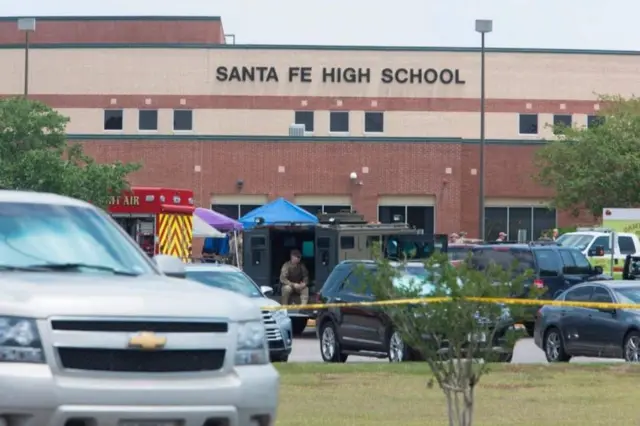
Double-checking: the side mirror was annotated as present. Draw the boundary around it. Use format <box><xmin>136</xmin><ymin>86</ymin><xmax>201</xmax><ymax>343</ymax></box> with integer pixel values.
<box><xmin>260</xmin><ymin>285</ymin><xmax>274</xmax><ymax>296</ymax></box>
<box><xmin>593</xmin><ymin>265</ymin><xmax>604</xmax><ymax>275</ymax></box>
<box><xmin>588</xmin><ymin>245</ymin><xmax>605</xmax><ymax>256</ymax></box>
<box><xmin>154</xmin><ymin>254</ymin><xmax>187</xmax><ymax>278</ymax></box>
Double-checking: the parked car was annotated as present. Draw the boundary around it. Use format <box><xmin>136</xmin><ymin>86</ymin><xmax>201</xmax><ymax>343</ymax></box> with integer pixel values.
<box><xmin>0</xmin><ymin>190</ymin><xmax>279</xmax><ymax>425</ymax></box>
<box><xmin>186</xmin><ymin>263</ymin><xmax>293</xmax><ymax>362</ymax></box>
<box><xmin>468</xmin><ymin>243</ymin><xmax>610</xmax><ymax>336</ymax></box>
<box><xmin>314</xmin><ymin>260</ymin><xmax>517</xmax><ymax>363</ymax></box>
<box><xmin>534</xmin><ymin>281</ymin><xmax>640</xmax><ymax>362</ymax></box>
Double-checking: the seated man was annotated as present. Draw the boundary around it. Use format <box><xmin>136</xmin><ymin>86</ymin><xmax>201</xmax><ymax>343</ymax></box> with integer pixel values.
<box><xmin>280</xmin><ymin>249</ymin><xmax>309</xmax><ymax>306</ymax></box>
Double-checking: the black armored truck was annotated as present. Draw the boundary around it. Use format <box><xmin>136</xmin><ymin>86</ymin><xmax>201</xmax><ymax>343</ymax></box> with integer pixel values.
<box><xmin>242</xmin><ymin>211</ymin><xmax>448</xmax><ymax>334</ymax></box>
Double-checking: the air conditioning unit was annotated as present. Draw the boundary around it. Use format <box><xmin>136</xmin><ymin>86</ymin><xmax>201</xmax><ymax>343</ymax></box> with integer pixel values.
<box><xmin>289</xmin><ymin>124</ymin><xmax>306</xmax><ymax>137</ymax></box>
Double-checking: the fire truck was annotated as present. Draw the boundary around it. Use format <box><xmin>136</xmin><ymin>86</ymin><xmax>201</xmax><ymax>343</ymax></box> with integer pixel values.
<box><xmin>107</xmin><ymin>186</ymin><xmax>194</xmax><ymax>260</ymax></box>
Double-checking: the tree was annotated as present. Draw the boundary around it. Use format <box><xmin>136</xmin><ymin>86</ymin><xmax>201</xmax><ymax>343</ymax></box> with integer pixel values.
<box><xmin>0</xmin><ymin>97</ymin><xmax>140</xmax><ymax>209</ymax></box>
<box><xmin>359</xmin><ymin>249</ymin><xmax>536</xmax><ymax>426</ymax></box>
<box><xmin>535</xmin><ymin>95</ymin><xmax>640</xmax><ymax>217</ymax></box>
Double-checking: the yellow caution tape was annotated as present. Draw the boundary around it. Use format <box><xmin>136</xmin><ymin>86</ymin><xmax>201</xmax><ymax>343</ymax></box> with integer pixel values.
<box><xmin>262</xmin><ymin>296</ymin><xmax>640</xmax><ymax>311</ymax></box>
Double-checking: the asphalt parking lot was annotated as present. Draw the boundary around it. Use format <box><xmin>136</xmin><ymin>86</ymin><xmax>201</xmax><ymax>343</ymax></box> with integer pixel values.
<box><xmin>290</xmin><ymin>329</ymin><xmax>624</xmax><ymax>364</ymax></box>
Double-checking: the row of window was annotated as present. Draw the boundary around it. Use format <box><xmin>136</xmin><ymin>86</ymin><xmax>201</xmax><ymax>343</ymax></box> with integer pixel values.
<box><xmin>104</xmin><ymin>109</ymin><xmax>194</xmax><ymax>131</ymax></box>
<box><xmin>518</xmin><ymin>113</ymin><xmax>603</xmax><ymax>135</ymax></box>
<box><xmin>294</xmin><ymin>111</ymin><xmax>385</xmax><ymax>134</ymax></box>
<box><xmin>212</xmin><ymin>203</ymin><xmax>557</xmax><ymax>241</ymax></box>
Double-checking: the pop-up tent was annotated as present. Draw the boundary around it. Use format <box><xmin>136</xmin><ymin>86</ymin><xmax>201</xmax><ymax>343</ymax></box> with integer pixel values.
<box><xmin>192</xmin><ymin>214</ymin><xmax>224</xmax><ymax>238</ymax></box>
<box><xmin>239</xmin><ymin>198</ymin><xmax>319</xmax><ymax>229</ymax></box>
<box><xmin>195</xmin><ymin>207</ymin><xmax>242</xmax><ymax>231</ymax></box>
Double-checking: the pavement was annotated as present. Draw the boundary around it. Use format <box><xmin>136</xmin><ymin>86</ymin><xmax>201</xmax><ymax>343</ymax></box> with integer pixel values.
<box><xmin>290</xmin><ymin>328</ymin><xmax>624</xmax><ymax>364</ymax></box>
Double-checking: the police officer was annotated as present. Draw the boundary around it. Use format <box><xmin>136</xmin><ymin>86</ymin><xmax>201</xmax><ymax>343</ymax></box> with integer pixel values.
<box><xmin>280</xmin><ymin>249</ymin><xmax>309</xmax><ymax>306</ymax></box>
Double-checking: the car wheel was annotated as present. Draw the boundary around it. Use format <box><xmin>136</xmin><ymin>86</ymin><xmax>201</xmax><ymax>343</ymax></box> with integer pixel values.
<box><xmin>291</xmin><ymin>318</ymin><xmax>308</xmax><ymax>336</ymax></box>
<box><xmin>497</xmin><ymin>353</ymin><xmax>513</xmax><ymax>363</ymax></box>
<box><xmin>387</xmin><ymin>330</ymin><xmax>409</xmax><ymax>362</ymax></box>
<box><xmin>543</xmin><ymin>327</ymin><xmax>571</xmax><ymax>363</ymax></box>
<box><xmin>270</xmin><ymin>354</ymin><xmax>289</xmax><ymax>363</ymax></box>
<box><xmin>623</xmin><ymin>331</ymin><xmax>640</xmax><ymax>362</ymax></box>
<box><xmin>320</xmin><ymin>322</ymin><xmax>348</xmax><ymax>363</ymax></box>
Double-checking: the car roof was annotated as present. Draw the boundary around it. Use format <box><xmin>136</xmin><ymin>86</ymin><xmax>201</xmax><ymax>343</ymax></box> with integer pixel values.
<box><xmin>0</xmin><ymin>190</ymin><xmax>91</xmax><ymax>208</ymax></box>
<box><xmin>338</xmin><ymin>260</ymin><xmax>425</xmax><ymax>268</ymax></box>
<box><xmin>185</xmin><ymin>263</ymin><xmax>241</xmax><ymax>273</ymax></box>
<box><xmin>476</xmin><ymin>244</ymin><xmax>574</xmax><ymax>252</ymax></box>
<box><xmin>567</xmin><ymin>280</ymin><xmax>639</xmax><ymax>290</ymax></box>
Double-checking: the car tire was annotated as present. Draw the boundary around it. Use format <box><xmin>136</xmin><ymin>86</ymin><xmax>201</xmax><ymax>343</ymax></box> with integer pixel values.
<box><xmin>623</xmin><ymin>330</ymin><xmax>640</xmax><ymax>362</ymax></box>
<box><xmin>270</xmin><ymin>354</ymin><xmax>289</xmax><ymax>363</ymax></box>
<box><xmin>387</xmin><ymin>330</ymin><xmax>410</xmax><ymax>362</ymax></box>
<box><xmin>319</xmin><ymin>321</ymin><xmax>348</xmax><ymax>363</ymax></box>
<box><xmin>291</xmin><ymin>318</ymin><xmax>308</xmax><ymax>336</ymax></box>
<box><xmin>497</xmin><ymin>353</ymin><xmax>513</xmax><ymax>363</ymax></box>
<box><xmin>543</xmin><ymin>327</ymin><xmax>571</xmax><ymax>363</ymax></box>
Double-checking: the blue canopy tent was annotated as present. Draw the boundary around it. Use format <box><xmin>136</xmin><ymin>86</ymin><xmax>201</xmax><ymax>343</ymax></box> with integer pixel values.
<box><xmin>239</xmin><ymin>198</ymin><xmax>319</xmax><ymax>229</ymax></box>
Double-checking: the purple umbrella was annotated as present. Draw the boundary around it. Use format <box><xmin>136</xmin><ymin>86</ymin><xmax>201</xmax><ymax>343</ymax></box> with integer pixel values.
<box><xmin>195</xmin><ymin>207</ymin><xmax>243</xmax><ymax>231</ymax></box>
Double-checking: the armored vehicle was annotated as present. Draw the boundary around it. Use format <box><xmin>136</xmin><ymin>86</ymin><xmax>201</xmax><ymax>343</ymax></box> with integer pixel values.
<box><xmin>242</xmin><ymin>211</ymin><xmax>447</xmax><ymax>334</ymax></box>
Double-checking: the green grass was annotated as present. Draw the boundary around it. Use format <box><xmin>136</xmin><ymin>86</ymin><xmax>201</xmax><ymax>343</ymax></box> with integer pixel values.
<box><xmin>275</xmin><ymin>363</ymin><xmax>640</xmax><ymax>425</ymax></box>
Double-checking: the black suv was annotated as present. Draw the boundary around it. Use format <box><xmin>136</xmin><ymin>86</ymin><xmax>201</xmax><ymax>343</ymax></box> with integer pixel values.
<box><xmin>314</xmin><ymin>260</ymin><xmax>516</xmax><ymax>363</ymax></box>
<box><xmin>469</xmin><ymin>243</ymin><xmax>610</xmax><ymax>335</ymax></box>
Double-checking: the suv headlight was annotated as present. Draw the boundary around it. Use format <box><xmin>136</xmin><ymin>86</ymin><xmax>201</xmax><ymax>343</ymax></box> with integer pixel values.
<box><xmin>235</xmin><ymin>321</ymin><xmax>268</xmax><ymax>365</ymax></box>
<box><xmin>0</xmin><ymin>317</ymin><xmax>44</xmax><ymax>363</ymax></box>
<box><xmin>272</xmin><ymin>309</ymin><xmax>288</xmax><ymax>321</ymax></box>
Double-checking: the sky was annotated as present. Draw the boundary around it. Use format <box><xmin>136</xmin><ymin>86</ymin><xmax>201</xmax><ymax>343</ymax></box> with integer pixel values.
<box><xmin>2</xmin><ymin>0</ymin><xmax>638</xmax><ymax>51</ymax></box>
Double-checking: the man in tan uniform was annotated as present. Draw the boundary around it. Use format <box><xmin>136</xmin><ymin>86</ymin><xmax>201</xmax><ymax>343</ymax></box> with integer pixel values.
<box><xmin>280</xmin><ymin>249</ymin><xmax>309</xmax><ymax>306</ymax></box>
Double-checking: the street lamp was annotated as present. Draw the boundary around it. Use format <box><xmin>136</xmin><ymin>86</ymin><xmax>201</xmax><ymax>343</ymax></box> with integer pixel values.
<box><xmin>475</xmin><ymin>19</ymin><xmax>492</xmax><ymax>241</ymax></box>
<box><xmin>17</xmin><ymin>18</ymin><xmax>36</xmax><ymax>97</ymax></box>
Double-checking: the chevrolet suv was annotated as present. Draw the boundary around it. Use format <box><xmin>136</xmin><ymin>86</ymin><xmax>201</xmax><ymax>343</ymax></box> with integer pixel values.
<box><xmin>0</xmin><ymin>191</ymin><xmax>279</xmax><ymax>426</ymax></box>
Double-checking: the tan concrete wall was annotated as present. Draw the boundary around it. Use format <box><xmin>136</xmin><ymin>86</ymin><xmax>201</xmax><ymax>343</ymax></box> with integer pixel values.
<box><xmin>1</xmin><ymin>48</ymin><xmax>640</xmax><ymax>99</ymax></box>
<box><xmin>57</xmin><ymin>107</ymin><xmax>575</xmax><ymax>138</ymax></box>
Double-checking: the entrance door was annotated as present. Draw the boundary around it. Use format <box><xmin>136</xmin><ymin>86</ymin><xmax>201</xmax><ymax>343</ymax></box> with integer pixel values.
<box><xmin>315</xmin><ymin>228</ymin><xmax>337</xmax><ymax>288</ymax></box>
<box><xmin>244</xmin><ymin>229</ymin><xmax>271</xmax><ymax>288</ymax></box>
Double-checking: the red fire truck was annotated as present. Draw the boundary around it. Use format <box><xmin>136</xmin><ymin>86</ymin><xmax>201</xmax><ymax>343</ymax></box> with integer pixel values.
<box><xmin>108</xmin><ymin>186</ymin><xmax>194</xmax><ymax>260</ymax></box>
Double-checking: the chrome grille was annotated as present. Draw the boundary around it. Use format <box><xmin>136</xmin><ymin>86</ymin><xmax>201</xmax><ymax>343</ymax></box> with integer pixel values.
<box><xmin>262</xmin><ymin>310</ymin><xmax>282</xmax><ymax>341</ymax></box>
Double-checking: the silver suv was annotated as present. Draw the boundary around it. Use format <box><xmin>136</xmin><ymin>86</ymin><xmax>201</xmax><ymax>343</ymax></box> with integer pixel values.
<box><xmin>0</xmin><ymin>191</ymin><xmax>279</xmax><ymax>426</ymax></box>
<box><xmin>186</xmin><ymin>263</ymin><xmax>293</xmax><ymax>362</ymax></box>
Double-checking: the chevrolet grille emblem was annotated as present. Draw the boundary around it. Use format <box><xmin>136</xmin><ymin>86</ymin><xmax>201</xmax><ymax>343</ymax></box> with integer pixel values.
<box><xmin>128</xmin><ymin>332</ymin><xmax>167</xmax><ymax>350</ymax></box>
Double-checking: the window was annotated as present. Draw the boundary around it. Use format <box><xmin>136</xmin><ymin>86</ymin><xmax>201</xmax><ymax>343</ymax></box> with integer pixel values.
<box><xmin>518</xmin><ymin>114</ymin><xmax>538</xmax><ymax>135</ymax></box>
<box><xmin>323</xmin><ymin>205</ymin><xmax>351</xmax><ymax>214</ymax></box>
<box><xmin>591</xmin><ymin>286</ymin><xmax>613</xmax><ymax>304</ymax></box>
<box><xmin>587</xmin><ymin>115</ymin><xmax>604</xmax><ymax>128</ymax></box>
<box><xmin>329</xmin><ymin>111</ymin><xmax>349</xmax><ymax>133</ymax></box>
<box><xmin>294</xmin><ymin>111</ymin><xmax>314</xmax><ymax>133</ymax></box>
<box><xmin>570</xmin><ymin>250</ymin><xmax>592</xmax><ymax>271</ymax></box>
<box><xmin>378</xmin><ymin>205</ymin><xmax>434</xmax><ymax>235</ymax></box>
<box><xmin>299</xmin><ymin>205</ymin><xmax>351</xmax><ymax>215</ymax></box>
<box><xmin>534</xmin><ymin>250</ymin><xmax>562</xmax><ymax>277</ymax></box>
<box><xmin>212</xmin><ymin>204</ymin><xmax>263</xmax><ymax>220</ymax></box>
<box><xmin>340</xmin><ymin>236</ymin><xmax>355</xmax><ymax>249</ymax></box>
<box><xmin>591</xmin><ymin>236</ymin><xmax>611</xmax><ymax>255</ymax></box>
<box><xmin>508</xmin><ymin>207</ymin><xmax>533</xmax><ymax>242</ymax></box>
<box><xmin>619</xmin><ymin>236</ymin><xmax>636</xmax><ymax>255</ymax></box>
<box><xmin>104</xmin><ymin>109</ymin><xmax>123</xmax><ymax>131</ymax></box>
<box><xmin>564</xmin><ymin>286</ymin><xmax>593</xmax><ymax>302</ymax></box>
<box><xmin>560</xmin><ymin>249</ymin><xmax>591</xmax><ymax>275</ymax></box>
<box><xmin>469</xmin><ymin>248</ymin><xmax>535</xmax><ymax>278</ymax></box>
<box><xmin>559</xmin><ymin>250</ymin><xmax>575</xmax><ymax>269</ymax></box>
<box><xmin>138</xmin><ymin>110</ymin><xmax>158</xmax><ymax>131</ymax></box>
<box><xmin>173</xmin><ymin>110</ymin><xmax>193</xmax><ymax>131</ymax></box>
<box><xmin>364</xmin><ymin>112</ymin><xmax>384</xmax><ymax>133</ymax></box>
<box><xmin>553</xmin><ymin>114</ymin><xmax>572</xmax><ymax>134</ymax></box>
<box><xmin>342</xmin><ymin>270</ymin><xmax>373</xmax><ymax>295</ymax></box>
<box><xmin>485</xmin><ymin>206</ymin><xmax>556</xmax><ymax>241</ymax></box>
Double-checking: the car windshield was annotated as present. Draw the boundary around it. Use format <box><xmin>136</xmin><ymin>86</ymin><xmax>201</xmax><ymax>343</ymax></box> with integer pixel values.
<box><xmin>469</xmin><ymin>247</ymin><xmax>535</xmax><ymax>277</ymax></box>
<box><xmin>392</xmin><ymin>264</ymin><xmax>437</xmax><ymax>294</ymax></box>
<box><xmin>186</xmin><ymin>270</ymin><xmax>263</xmax><ymax>298</ymax></box>
<box><xmin>556</xmin><ymin>234</ymin><xmax>594</xmax><ymax>251</ymax></box>
<box><xmin>0</xmin><ymin>202</ymin><xmax>156</xmax><ymax>275</ymax></box>
<box><xmin>615</xmin><ymin>287</ymin><xmax>640</xmax><ymax>304</ymax></box>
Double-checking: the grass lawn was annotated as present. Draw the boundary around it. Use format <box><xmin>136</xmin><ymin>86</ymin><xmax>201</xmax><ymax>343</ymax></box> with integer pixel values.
<box><xmin>275</xmin><ymin>363</ymin><xmax>640</xmax><ymax>425</ymax></box>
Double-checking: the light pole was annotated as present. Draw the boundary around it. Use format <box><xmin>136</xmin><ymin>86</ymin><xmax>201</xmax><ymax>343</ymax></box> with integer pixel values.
<box><xmin>17</xmin><ymin>18</ymin><xmax>36</xmax><ymax>97</ymax></box>
<box><xmin>475</xmin><ymin>19</ymin><xmax>492</xmax><ymax>240</ymax></box>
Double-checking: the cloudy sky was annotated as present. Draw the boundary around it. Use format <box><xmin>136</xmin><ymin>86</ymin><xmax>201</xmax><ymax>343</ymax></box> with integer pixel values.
<box><xmin>2</xmin><ymin>0</ymin><xmax>636</xmax><ymax>50</ymax></box>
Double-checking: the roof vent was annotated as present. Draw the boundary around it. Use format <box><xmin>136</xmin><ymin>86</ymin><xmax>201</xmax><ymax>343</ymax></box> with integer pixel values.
<box><xmin>289</xmin><ymin>124</ymin><xmax>306</xmax><ymax>137</ymax></box>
